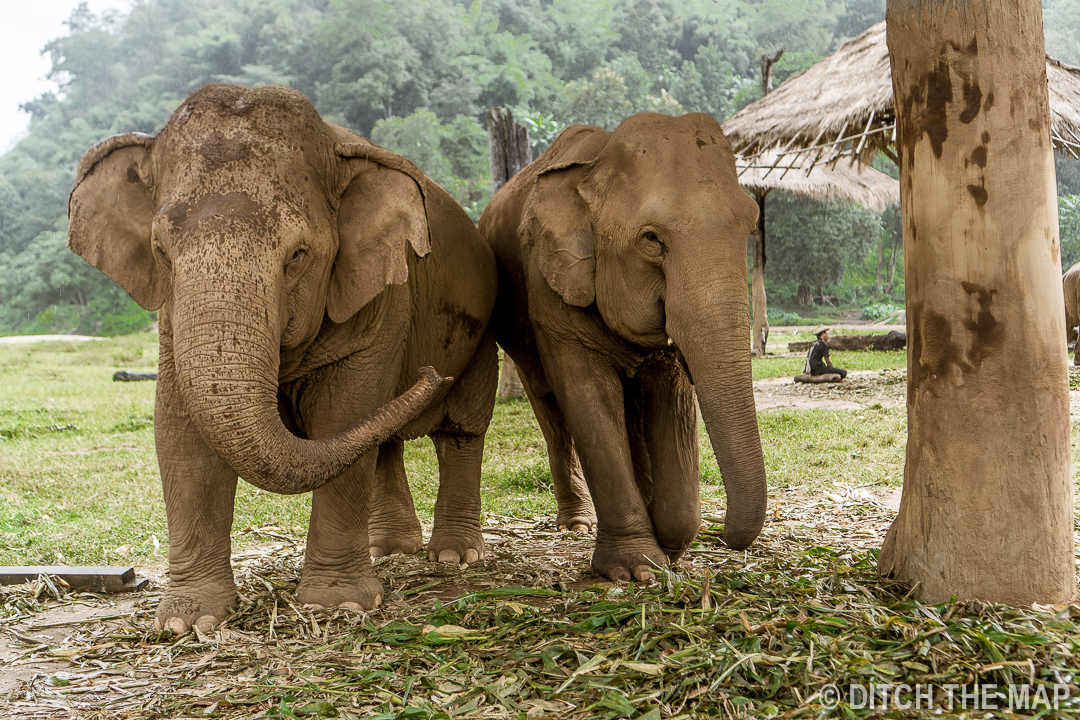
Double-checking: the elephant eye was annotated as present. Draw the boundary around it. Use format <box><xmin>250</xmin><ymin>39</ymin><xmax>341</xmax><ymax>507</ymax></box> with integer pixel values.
<box><xmin>287</xmin><ymin>247</ymin><xmax>306</xmax><ymax>265</ymax></box>
<box><xmin>153</xmin><ymin>244</ymin><xmax>172</xmax><ymax>269</ymax></box>
<box><xmin>640</xmin><ymin>230</ymin><xmax>664</xmax><ymax>258</ymax></box>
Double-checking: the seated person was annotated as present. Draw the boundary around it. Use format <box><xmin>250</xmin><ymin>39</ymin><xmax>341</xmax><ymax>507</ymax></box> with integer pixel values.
<box><xmin>804</xmin><ymin>326</ymin><xmax>847</xmax><ymax>379</ymax></box>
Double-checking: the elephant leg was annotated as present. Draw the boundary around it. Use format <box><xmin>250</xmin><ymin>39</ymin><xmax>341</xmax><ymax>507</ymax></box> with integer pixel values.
<box><xmin>427</xmin><ymin>432</ymin><xmax>486</xmax><ymax>564</ymax></box>
<box><xmin>1071</xmin><ymin>301</ymin><xmax>1080</xmax><ymax>366</ymax></box>
<box><xmin>639</xmin><ymin>354</ymin><xmax>701</xmax><ymax>563</ymax></box>
<box><xmin>368</xmin><ymin>441</ymin><xmax>424</xmax><ymax>557</ymax></box>
<box><xmin>537</xmin><ymin>337</ymin><xmax>664</xmax><ymax>581</ymax></box>
<box><xmin>292</xmin><ymin>352</ymin><xmax>401</xmax><ymax>610</ymax></box>
<box><xmin>516</xmin><ymin>372</ymin><xmax>596</xmax><ymax>533</ymax></box>
<box><xmin>299</xmin><ymin>453</ymin><xmax>384</xmax><ymax>610</ymax></box>
<box><xmin>622</xmin><ymin>375</ymin><xmax>654</xmax><ymax>504</ymax></box>
<box><xmin>427</xmin><ymin>330</ymin><xmax>498</xmax><ymax>564</ymax></box>
<box><xmin>154</xmin><ymin>361</ymin><xmax>239</xmax><ymax>634</ymax></box>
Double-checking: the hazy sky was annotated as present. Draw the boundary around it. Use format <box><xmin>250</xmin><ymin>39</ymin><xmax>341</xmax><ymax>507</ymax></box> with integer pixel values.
<box><xmin>1</xmin><ymin>0</ymin><xmax>133</xmax><ymax>153</ymax></box>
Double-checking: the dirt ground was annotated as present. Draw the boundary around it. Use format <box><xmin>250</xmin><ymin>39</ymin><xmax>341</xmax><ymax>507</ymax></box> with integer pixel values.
<box><xmin>754</xmin><ymin>368</ymin><xmax>906</xmax><ymax>411</ymax></box>
<box><xmin>0</xmin><ymin>483</ymin><xmax>902</xmax><ymax>718</ymax></box>
<box><xmin>3</xmin><ymin>354</ymin><xmax>1075</xmax><ymax>717</ymax></box>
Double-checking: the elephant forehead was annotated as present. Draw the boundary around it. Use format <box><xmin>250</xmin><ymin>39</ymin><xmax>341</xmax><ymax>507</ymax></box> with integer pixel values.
<box><xmin>160</xmin><ymin>190</ymin><xmax>307</xmax><ymax>251</ymax></box>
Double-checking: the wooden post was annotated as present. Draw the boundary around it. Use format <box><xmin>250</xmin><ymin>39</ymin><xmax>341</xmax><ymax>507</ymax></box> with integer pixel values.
<box><xmin>880</xmin><ymin>0</ymin><xmax>1075</xmax><ymax>604</ymax></box>
<box><xmin>488</xmin><ymin>107</ymin><xmax>533</xmax><ymax>399</ymax></box>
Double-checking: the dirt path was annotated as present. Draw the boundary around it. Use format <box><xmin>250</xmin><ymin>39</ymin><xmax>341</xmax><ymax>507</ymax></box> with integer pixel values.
<box><xmin>754</xmin><ymin>368</ymin><xmax>907</xmax><ymax>411</ymax></box>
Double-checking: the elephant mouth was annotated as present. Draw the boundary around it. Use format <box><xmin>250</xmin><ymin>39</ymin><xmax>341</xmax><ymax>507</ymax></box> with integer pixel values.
<box><xmin>667</xmin><ymin>338</ymin><xmax>694</xmax><ymax>384</ymax></box>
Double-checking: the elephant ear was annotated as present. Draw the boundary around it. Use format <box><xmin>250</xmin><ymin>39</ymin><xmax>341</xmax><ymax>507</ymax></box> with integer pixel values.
<box><xmin>521</xmin><ymin>125</ymin><xmax>610</xmax><ymax>308</ymax></box>
<box><xmin>327</xmin><ymin>142</ymin><xmax>432</xmax><ymax>324</ymax></box>
<box><xmin>68</xmin><ymin>132</ymin><xmax>166</xmax><ymax>310</ymax></box>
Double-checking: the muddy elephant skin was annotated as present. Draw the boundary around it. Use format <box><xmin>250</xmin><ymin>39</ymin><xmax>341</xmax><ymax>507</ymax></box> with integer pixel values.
<box><xmin>68</xmin><ymin>84</ymin><xmax>498</xmax><ymax>633</ymax></box>
<box><xmin>478</xmin><ymin>112</ymin><xmax>767</xmax><ymax>581</ymax></box>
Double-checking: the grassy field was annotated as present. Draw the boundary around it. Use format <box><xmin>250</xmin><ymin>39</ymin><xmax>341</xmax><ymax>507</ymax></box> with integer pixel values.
<box><xmin>1</xmin><ymin>333</ymin><xmax>1078</xmax><ymax>719</ymax></box>
<box><xmin>0</xmin><ymin>333</ymin><xmax>908</xmax><ymax>568</ymax></box>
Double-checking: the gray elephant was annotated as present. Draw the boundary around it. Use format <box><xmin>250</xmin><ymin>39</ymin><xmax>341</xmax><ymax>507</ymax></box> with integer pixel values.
<box><xmin>478</xmin><ymin>113</ymin><xmax>767</xmax><ymax>582</ymax></box>
<box><xmin>1064</xmin><ymin>261</ymin><xmax>1080</xmax><ymax>364</ymax></box>
<box><xmin>68</xmin><ymin>84</ymin><xmax>498</xmax><ymax>633</ymax></box>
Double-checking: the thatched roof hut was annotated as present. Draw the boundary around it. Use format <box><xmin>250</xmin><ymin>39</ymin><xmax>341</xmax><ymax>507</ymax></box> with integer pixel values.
<box><xmin>736</xmin><ymin>149</ymin><xmax>899</xmax><ymax>209</ymax></box>
<box><xmin>722</xmin><ymin>21</ymin><xmax>1080</xmax><ymax>163</ymax></box>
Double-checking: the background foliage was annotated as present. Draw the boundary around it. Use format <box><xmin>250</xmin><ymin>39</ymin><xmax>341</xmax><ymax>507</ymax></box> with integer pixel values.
<box><xmin>1</xmin><ymin>0</ymin><xmax>1079</xmax><ymax>333</ymax></box>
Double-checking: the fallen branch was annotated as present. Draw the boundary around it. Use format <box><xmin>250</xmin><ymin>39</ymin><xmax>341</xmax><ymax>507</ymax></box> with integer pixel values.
<box><xmin>794</xmin><ymin>373</ymin><xmax>842</xmax><ymax>383</ymax></box>
<box><xmin>112</xmin><ymin>371</ymin><xmax>158</xmax><ymax>382</ymax></box>
<box><xmin>788</xmin><ymin>331</ymin><xmax>906</xmax><ymax>352</ymax></box>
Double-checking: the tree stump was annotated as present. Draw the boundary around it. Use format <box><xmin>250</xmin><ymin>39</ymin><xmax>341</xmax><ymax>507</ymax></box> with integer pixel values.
<box><xmin>488</xmin><ymin>107</ymin><xmax>532</xmax><ymax>399</ymax></box>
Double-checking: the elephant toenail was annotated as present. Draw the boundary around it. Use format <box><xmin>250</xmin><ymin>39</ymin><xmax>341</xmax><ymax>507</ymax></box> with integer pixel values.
<box><xmin>165</xmin><ymin>617</ymin><xmax>189</xmax><ymax>635</ymax></box>
<box><xmin>194</xmin><ymin>615</ymin><xmax>218</xmax><ymax>633</ymax></box>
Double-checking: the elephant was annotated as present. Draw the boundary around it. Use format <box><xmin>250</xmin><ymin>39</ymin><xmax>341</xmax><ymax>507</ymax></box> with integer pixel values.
<box><xmin>68</xmin><ymin>84</ymin><xmax>498</xmax><ymax>633</ymax></box>
<box><xmin>477</xmin><ymin>112</ymin><xmax>767</xmax><ymax>582</ymax></box>
<box><xmin>1064</xmin><ymin>262</ymin><xmax>1080</xmax><ymax>364</ymax></box>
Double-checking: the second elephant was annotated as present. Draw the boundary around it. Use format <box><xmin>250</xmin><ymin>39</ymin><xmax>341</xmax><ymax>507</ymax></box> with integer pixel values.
<box><xmin>479</xmin><ymin>112</ymin><xmax>767</xmax><ymax>581</ymax></box>
<box><xmin>1064</xmin><ymin>261</ymin><xmax>1080</xmax><ymax>364</ymax></box>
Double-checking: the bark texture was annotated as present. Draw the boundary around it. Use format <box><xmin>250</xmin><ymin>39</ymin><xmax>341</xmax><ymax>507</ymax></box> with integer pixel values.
<box><xmin>880</xmin><ymin>1</ymin><xmax>1076</xmax><ymax>604</ymax></box>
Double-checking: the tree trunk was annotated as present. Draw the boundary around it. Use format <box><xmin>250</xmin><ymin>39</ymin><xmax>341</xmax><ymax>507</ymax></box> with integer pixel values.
<box><xmin>750</xmin><ymin>191</ymin><xmax>769</xmax><ymax>356</ymax></box>
<box><xmin>488</xmin><ymin>107</ymin><xmax>533</xmax><ymax>399</ymax></box>
<box><xmin>885</xmin><ymin>240</ymin><xmax>901</xmax><ymax>295</ymax></box>
<box><xmin>748</xmin><ymin>53</ymin><xmax>781</xmax><ymax>357</ymax></box>
<box><xmin>874</xmin><ymin>238</ymin><xmax>885</xmax><ymax>295</ymax></box>
<box><xmin>796</xmin><ymin>284</ymin><xmax>812</xmax><ymax>306</ymax></box>
<box><xmin>880</xmin><ymin>0</ymin><xmax>1075</xmax><ymax>605</ymax></box>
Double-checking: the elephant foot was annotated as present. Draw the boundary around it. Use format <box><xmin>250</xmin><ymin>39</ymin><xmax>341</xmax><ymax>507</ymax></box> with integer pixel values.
<box><xmin>368</xmin><ymin>506</ymin><xmax>424</xmax><ymax>558</ymax></box>
<box><xmin>556</xmin><ymin>509</ymin><xmax>597</xmax><ymax>534</ymax></box>
<box><xmin>155</xmin><ymin>582</ymin><xmax>238</xmax><ymax>635</ymax></box>
<box><xmin>296</xmin><ymin>573</ymin><xmax>385</xmax><ymax>611</ymax></box>
<box><xmin>368</xmin><ymin>528</ymin><xmax>424</xmax><ymax>558</ymax></box>
<box><xmin>427</xmin><ymin>524</ymin><xmax>485</xmax><ymax>564</ymax></box>
<box><xmin>590</xmin><ymin>535</ymin><xmax>667</xmax><ymax>583</ymax></box>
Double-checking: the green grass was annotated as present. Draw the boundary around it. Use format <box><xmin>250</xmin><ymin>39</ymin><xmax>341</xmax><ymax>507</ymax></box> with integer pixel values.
<box><xmin>0</xmin><ymin>335</ymin><xmax>913</xmax><ymax>567</ymax></box>
<box><xmin>751</xmin><ymin>349</ymin><xmax>906</xmax><ymax>380</ymax></box>
<box><xmin>756</xmin><ymin>405</ymin><xmax>906</xmax><ymax>488</ymax></box>
<box><xmin>2</xmin><ymin>334</ymin><xmax>1079</xmax><ymax>719</ymax></box>
<box><xmin>0</xmin><ymin>334</ymin><xmax>564</xmax><ymax>567</ymax></box>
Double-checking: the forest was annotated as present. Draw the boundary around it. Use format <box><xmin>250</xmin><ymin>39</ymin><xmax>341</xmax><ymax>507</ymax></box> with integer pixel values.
<box><xmin>1</xmin><ymin>0</ymin><xmax>1079</xmax><ymax>335</ymax></box>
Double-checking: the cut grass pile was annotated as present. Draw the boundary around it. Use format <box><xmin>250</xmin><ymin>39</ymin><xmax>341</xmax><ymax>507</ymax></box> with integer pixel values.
<box><xmin>2</xmin><ymin>496</ymin><xmax>1077</xmax><ymax>719</ymax></box>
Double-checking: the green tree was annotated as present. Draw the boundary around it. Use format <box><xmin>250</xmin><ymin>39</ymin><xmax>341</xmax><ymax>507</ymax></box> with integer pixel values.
<box><xmin>1059</xmin><ymin>195</ymin><xmax>1080</xmax><ymax>272</ymax></box>
<box><xmin>764</xmin><ymin>193</ymin><xmax>882</xmax><ymax>305</ymax></box>
<box><xmin>0</xmin><ymin>0</ymin><xmax>897</xmax><ymax>335</ymax></box>
<box><xmin>671</xmin><ymin>43</ymin><xmax>751</xmax><ymax>121</ymax></box>
<box><xmin>1043</xmin><ymin>0</ymin><xmax>1080</xmax><ymax>65</ymax></box>
<box><xmin>371</xmin><ymin>109</ymin><xmax>491</xmax><ymax>217</ymax></box>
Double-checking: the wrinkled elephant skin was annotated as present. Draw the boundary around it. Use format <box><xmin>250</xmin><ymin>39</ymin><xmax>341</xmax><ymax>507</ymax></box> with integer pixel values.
<box><xmin>68</xmin><ymin>84</ymin><xmax>498</xmax><ymax>633</ymax></box>
<box><xmin>479</xmin><ymin>113</ymin><xmax>767</xmax><ymax>581</ymax></box>
<box><xmin>1064</xmin><ymin>262</ymin><xmax>1080</xmax><ymax>365</ymax></box>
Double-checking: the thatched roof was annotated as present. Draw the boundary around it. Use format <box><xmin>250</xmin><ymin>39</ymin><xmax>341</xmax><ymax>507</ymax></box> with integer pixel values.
<box><xmin>736</xmin><ymin>150</ymin><xmax>899</xmax><ymax>210</ymax></box>
<box><xmin>722</xmin><ymin>21</ymin><xmax>1080</xmax><ymax>162</ymax></box>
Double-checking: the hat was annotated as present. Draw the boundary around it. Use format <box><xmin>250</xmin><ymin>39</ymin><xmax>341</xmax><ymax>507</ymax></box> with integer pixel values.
<box><xmin>813</xmin><ymin>325</ymin><xmax>830</xmax><ymax>337</ymax></box>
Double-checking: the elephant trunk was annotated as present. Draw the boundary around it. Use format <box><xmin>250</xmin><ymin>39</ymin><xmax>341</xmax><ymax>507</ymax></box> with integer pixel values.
<box><xmin>169</xmin><ymin>283</ymin><xmax>446</xmax><ymax>495</ymax></box>
<box><xmin>666</xmin><ymin>258</ymin><xmax>767</xmax><ymax>550</ymax></box>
